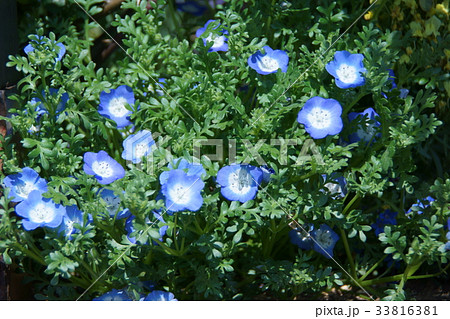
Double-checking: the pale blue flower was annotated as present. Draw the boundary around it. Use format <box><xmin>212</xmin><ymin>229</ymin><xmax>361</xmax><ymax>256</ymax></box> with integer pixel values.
<box><xmin>83</xmin><ymin>151</ymin><xmax>125</xmax><ymax>185</ymax></box>
<box><xmin>348</xmin><ymin>107</ymin><xmax>381</xmax><ymax>144</ymax></box>
<box><xmin>311</xmin><ymin>224</ymin><xmax>339</xmax><ymax>258</ymax></box>
<box><xmin>248</xmin><ymin>46</ymin><xmax>289</xmax><ymax>75</ymax></box>
<box><xmin>196</xmin><ymin>20</ymin><xmax>228</xmax><ymax>52</ymax></box>
<box><xmin>98</xmin><ymin>85</ymin><xmax>135</xmax><ymax>128</ymax></box>
<box><xmin>99</xmin><ymin>189</ymin><xmax>130</xmax><ymax>220</ymax></box>
<box><xmin>159</xmin><ymin>158</ymin><xmax>206</xmax><ymax>185</ymax></box>
<box><xmin>24</xmin><ymin>35</ymin><xmax>66</xmax><ymax>62</ymax></box>
<box><xmin>216</xmin><ymin>164</ymin><xmax>263</xmax><ymax>203</ymax></box>
<box><xmin>143</xmin><ymin>290</ymin><xmax>178</xmax><ymax>301</ymax></box>
<box><xmin>3</xmin><ymin>167</ymin><xmax>48</xmax><ymax>202</ymax></box>
<box><xmin>122</xmin><ymin>130</ymin><xmax>155</xmax><ymax>164</ymax></box>
<box><xmin>57</xmin><ymin>205</ymin><xmax>92</xmax><ymax>239</ymax></box>
<box><xmin>326</xmin><ymin>50</ymin><xmax>366</xmax><ymax>89</ymax></box>
<box><xmin>93</xmin><ymin>289</ymin><xmax>132</xmax><ymax>301</ymax></box>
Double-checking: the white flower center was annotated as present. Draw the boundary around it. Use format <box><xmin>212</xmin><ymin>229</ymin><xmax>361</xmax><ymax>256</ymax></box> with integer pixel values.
<box><xmin>257</xmin><ymin>55</ymin><xmax>279</xmax><ymax>73</ymax></box>
<box><xmin>168</xmin><ymin>183</ymin><xmax>192</xmax><ymax>205</ymax></box>
<box><xmin>315</xmin><ymin>229</ymin><xmax>333</xmax><ymax>248</ymax></box>
<box><xmin>65</xmin><ymin>220</ymin><xmax>75</xmax><ymax>235</ymax></box>
<box><xmin>108</xmin><ymin>97</ymin><xmax>130</xmax><ymax>117</ymax></box>
<box><xmin>336</xmin><ymin>64</ymin><xmax>357</xmax><ymax>83</ymax></box>
<box><xmin>134</xmin><ymin>143</ymin><xmax>149</xmax><ymax>158</ymax></box>
<box><xmin>228</xmin><ymin>168</ymin><xmax>252</xmax><ymax>195</ymax></box>
<box><xmin>306</xmin><ymin>107</ymin><xmax>332</xmax><ymax>129</ymax></box>
<box><xmin>16</xmin><ymin>181</ymin><xmax>38</xmax><ymax>198</ymax></box>
<box><xmin>103</xmin><ymin>194</ymin><xmax>120</xmax><ymax>214</ymax></box>
<box><xmin>92</xmin><ymin>161</ymin><xmax>113</xmax><ymax>177</ymax></box>
<box><xmin>205</xmin><ymin>34</ymin><xmax>225</xmax><ymax>49</ymax></box>
<box><xmin>324</xmin><ymin>182</ymin><xmax>342</xmax><ymax>195</ymax></box>
<box><xmin>29</xmin><ymin>203</ymin><xmax>55</xmax><ymax>223</ymax></box>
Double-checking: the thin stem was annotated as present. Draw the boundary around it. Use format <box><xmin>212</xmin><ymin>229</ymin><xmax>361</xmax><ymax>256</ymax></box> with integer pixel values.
<box><xmin>359</xmin><ymin>255</ymin><xmax>387</xmax><ymax>281</ymax></box>
<box><xmin>342</xmin><ymin>193</ymin><xmax>360</xmax><ymax>215</ymax></box>
<box><xmin>340</xmin><ymin>228</ymin><xmax>357</xmax><ymax>279</ymax></box>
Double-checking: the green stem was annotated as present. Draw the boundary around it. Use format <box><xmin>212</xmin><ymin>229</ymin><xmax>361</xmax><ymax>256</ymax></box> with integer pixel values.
<box><xmin>343</xmin><ymin>91</ymin><xmax>366</xmax><ymax>115</ymax></box>
<box><xmin>13</xmin><ymin>243</ymin><xmax>46</xmax><ymax>266</ymax></box>
<box><xmin>342</xmin><ymin>193</ymin><xmax>360</xmax><ymax>215</ymax></box>
<box><xmin>340</xmin><ymin>228</ymin><xmax>357</xmax><ymax>279</ymax></box>
<box><xmin>359</xmin><ymin>255</ymin><xmax>387</xmax><ymax>281</ymax></box>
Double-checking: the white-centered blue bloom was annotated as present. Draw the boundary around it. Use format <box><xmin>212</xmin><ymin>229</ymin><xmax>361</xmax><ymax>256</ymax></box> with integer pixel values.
<box><xmin>98</xmin><ymin>85</ymin><xmax>135</xmax><ymax>128</ymax></box>
<box><xmin>57</xmin><ymin>205</ymin><xmax>92</xmax><ymax>239</ymax></box>
<box><xmin>406</xmin><ymin>196</ymin><xmax>435</xmax><ymax>215</ymax></box>
<box><xmin>15</xmin><ymin>190</ymin><xmax>66</xmax><ymax>230</ymax></box>
<box><xmin>93</xmin><ymin>289</ymin><xmax>132</xmax><ymax>301</ymax></box>
<box><xmin>98</xmin><ymin>188</ymin><xmax>130</xmax><ymax>220</ymax></box>
<box><xmin>216</xmin><ymin>164</ymin><xmax>263</xmax><ymax>203</ymax></box>
<box><xmin>326</xmin><ymin>50</ymin><xmax>366</xmax><ymax>89</ymax></box>
<box><xmin>143</xmin><ymin>290</ymin><xmax>178</xmax><ymax>301</ymax></box>
<box><xmin>159</xmin><ymin>158</ymin><xmax>206</xmax><ymax>185</ymax></box>
<box><xmin>297</xmin><ymin>96</ymin><xmax>343</xmax><ymax>139</ymax></box>
<box><xmin>311</xmin><ymin>224</ymin><xmax>339</xmax><ymax>258</ymax></box>
<box><xmin>348</xmin><ymin>107</ymin><xmax>381</xmax><ymax>144</ymax></box>
<box><xmin>3</xmin><ymin>167</ymin><xmax>48</xmax><ymax>202</ymax></box>
<box><xmin>161</xmin><ymin>169</ymin><xmax>205</xmax><ymax>212</ymax></box>
<box><xmin>30</xmin><ymin>88</ymin><xmax>69</xmax><ymax>118</ymax></box>
<box><xmin>248</xmin><ymin>46</ymin><xmax>289</xmax><ymax>75</ymax></box>
<box><xmin>122</xmin><ymin>130</ymin><xmax>155</xmax><ymax>164</ymax></box>
<box><xmin>196</xmin><ymin>20</ymin><xmax>228</xmax><ymax>52</ymax></box>
<box><xmin>322</xmin><ymin>174</ymin><xmax>347</xmax><ymax>198</ymax></box>
<box><xmin>83</xmin><ymin>151</ymin><xmax>125</xmax><ymax>185</ymax></box>
<box><xmin>24</xmin><ymin>35</ymin><xmax>66</xmax><ymax>62</ymax></box>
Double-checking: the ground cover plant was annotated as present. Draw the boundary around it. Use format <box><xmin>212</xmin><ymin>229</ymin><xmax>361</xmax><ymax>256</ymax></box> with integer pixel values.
<box><xmin>0</xmin><ymin>0</ymin><xmax>449</xmax><ymax>301</ymax></box>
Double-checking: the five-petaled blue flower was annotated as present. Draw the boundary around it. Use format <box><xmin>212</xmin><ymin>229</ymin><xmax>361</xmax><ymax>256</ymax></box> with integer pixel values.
<box><xmin>161</xmin><ymin>169</ymin><xmax>205</xmax><ymax>212</ymax></box>
<box><xmin>159</xmin><ymin>158</ymin><xmax>206</xmax><ymax>186</ymax></box>
<box><xmin>3</xmin><ymin>167</ymin><xmax>48</xmax><ymax>202</ymax></box>
<box><xmin>143</xmin><ymin>290</ymin><xmax>178</xmax><ymax>301</ymax></box>
<box><xmin>30</xmin><ymin>88</ymin><xmax>69</xmax><ymax>118</ymax></box>
<box><xmin>24</xmin><ymin>35</ymin><xmax>66</xmax><ymax>62</ymax></box>
<box><xmin>406</xmin><ymin>196</ymin><xmax>435</xmax><ymax>215</ymax></box>
<box><xmin>98</xmin><ymin>188</ymin><xmax>130</xmax><ymax>219</ymax></box>
<box><xmin>372</xmin><ymin>210</ymin><xmax>397</xmax><ymax>236</ymax></box>
<box><xmin>93</xmin><ymin>289</ymin><xmax>132</xmax><ymax>301</ymax></box>
<box><xmin>311</xmin><ymin>224</ymin><xmax>340</xmax><ymax>258</ymax></box>
<box><xmin>326</xmin><ymin>50</ymin><xmax>366</xmax><ymax>89</ymax></box>
<box><xmin>57</xmin><ymin>205</ymin><xmax>92</xmax><ymax>240</ymax></box>
<box><xmin>348</xmin><ymin>107</ymin><xmax>381</xmax><ymax>144</ymax></box>
<box><xmin>122</xmin><ymin>130</ymin><xmax>155</xmax><ymax>164</ymax></box>
<box><xmin>98</xmin><ymin>85</ymin><xmax>135</xmax><ymax>128</ymax></box>
<box><xmin>15</xmin><ymin>190</ymin><xmax>66</xmax><ymax>231</ymax></box>
<box><xmin>216</xmin><ymin>164</ymin><xmax>263</xmax><ymax>203</ymax></box>
<box><xmin>196</xmin><ymin>20</ymin><xmax>229</xmax><ymax>52</ymax></box>
<box><xmin>248</xmin><ymin>46</ymin><xmax>289</xmax><ymax>75</ymax></box>
<box><xmin>297</xmin><ymin>96</ymin><xmax>343</xmax><ymax>139</ymax></box>
<box><xmin>83</xmin><ymin>150</ymin><xmax>125</xmax><ymax>184</ymax></box>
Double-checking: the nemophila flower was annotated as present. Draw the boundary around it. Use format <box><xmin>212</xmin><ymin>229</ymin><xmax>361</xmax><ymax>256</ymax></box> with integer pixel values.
<box><xmin>326</xmin><ymin>50</ymin><xmax>366</xmax><ymax>89</ymax></box>
<box><xmin>216</xmin><ymin>164</ymin><xmax>263</xmax><ymax>203</ymax></box>
<box><xmin>372</xmin><ymin>210</ymin><xmax>397</xmax><ymax>236</ymax></box>
<box><xmin>93</xmin><ymin>289</ymin><xmax>132</xmax><ymax>301</ymax></box>
<box><xmin>15</xmin><ymin>190</ymin><xmax>65</xmax><ymax>230</ymax></box>
<box><xmin>260</xmin><ymin>165</ymin><xmax>275</xmax><ymax>183</ymax></box>
<box><xmin>24</xmin><ymin>36</ymin><xmax>66</xmax><ymax>62</ymax></box>
<box><xmin>161</xmin><ymin>169</ymin><xmax>205</xmax><ymax>212</ymax></box>
<box><xmin>159</xmin><ymin>158</ymin><xmax>206</xmax><ymax>185</ymax></box>
<box><xmin>248</xmin><ymin>46</ymin><xmax>289</xmax><ymax>75</ymax></box>
<box><xmin>122</xmin><ymin>130</ymin><xmax>155</xmax><ymax>164</ymax></box>
<box><xmin>445</xmin><ymin>219</ymin><xmax>450</xmax><ymax>251</ymax></box>
<box><xmin>176</xmin><ymin>0</ymin><xmax>207</xmax><ymax>16</ymax></box>
<box><xmin>311</xmin><ymin>224</ymin><xmax>340</xmax><ymax>259</ymax></box>
<box><xmin>289</xmin><ymin>224</ymin><xmax>314</xmax><ymax>250</ymax></box>
<box><xmin>348</xmin><ymin>107</ymin><xmax>381</xmax><ymax>144</ymax></box>
<box><xmin>143</xmin><ymin>290</ymin><xmax>178</xmax><ymax>301</ymax></box>
<box><xmin>296</xmin><ymin>96</ymin><xmax>343</xmax><ymax>139</ymax></box>
<box><xmin>3</xmin><ymin>167</ymin><xmax>48</xmax><ymax>202</ymax></box>
<box><xmin>99</xmin><ymin>188</ymin><xmax>130</xmax><ymax>220</ymax></box>
<box><xmin>322</xmin><ymin>174</ymin><xmax>347</xmax><ymax>198</ymax></box>
<box><xmin>125</xmin><ymin>212</ymin><xmax>168</xmax><ymax>244</ymax></box>
<box><xmin>30</xmin><ymin>88</ymin><xmax>69</xmax><ymax>118</ymax></box>
<box><xmin>196</xmin><ymin>20</ymin><xmax>228</xmax><ymax>52</ymax></box>
<box><xmin>406</xmin><ymin>196</ymin><xmax>435</xmax><ymax>215</ymax></box>
<box><xmin>98</xmin><ymin>85</ymin><xmax>135</xmax><ymax>128</ymax></box>
<box><xmin>57</xmin><ymin>205</ymin><xmax>92</xmax><ymax>239</ymax></box>
<box><xmin>83</xmin><ymin>151</ymin><xmax>125</xmax><ymax>184</ymax></box>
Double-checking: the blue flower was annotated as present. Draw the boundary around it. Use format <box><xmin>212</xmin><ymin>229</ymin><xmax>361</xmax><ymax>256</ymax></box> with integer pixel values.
<box><xmin>83</xmin><ymin>151</ymin><xmax>125</xmax><ymax>185</ymax></box>
<box><xmin>161</xmin><ymin>169</ymin><xmax>205</xmax><ymax>212</ymax></box>
<box><xmin>311</xmin><ymin>224</ymin><xmax>339</xmax><ymax>258</ymax></box>
<box><xmin>196</xmin><ymin>20</ymin><xmax>228</xmax><ymax>52</ymax></box>
<box><xmin>24</xmin><ymin>36</ymin><xmax>66</xmax><ymax>62</ymax></box>
<box><xmin>260</xmin><ymin>165</ymin><xmax>275</xmax><ymax>183</ymax></box>
<box><xmin>297</xmin><ymin>96</ymin><xmax>343</xmax><ymax>139</ymax></box>
<box><xmin>125</xmin><ymin>212</ymin><xmax>168</xmax><ymax>244</ymax></box>
<box><xmin>322</xmin><ymin>174</ymin><xmax>347</xmax><ymax>198</ymax></box>
<box><xmin>143</xmin><ymin>290</ymin><xmax>178</xmax><ymax>301</ymax></box>
<box><xmin>122</xmin><ymin>130</ymin><xmax>155</xmax><ymax>164</ymax></box>
<box><xmin>326</xmin><ymin>50</ymin><xmax>366</xmax><ymax>89</ymax></box>
<box><xmin>30</xmin><ymin>88</ymin><xmax>69</xmax><ymax>118</ymax></box>
<box><xmin>372</xmin><ymin>210</ymin><xmax>397</xmax><ymax>236</ymax></box>
<box><xmin>445</xmin><ymin>219</ymin><xmax>450</xmax><ymax>251</ymax></box>
<box><xmin>406</xmin><ymin>196</ymin><xmax>435</xmax><ymax>215</ymax></box>
<box><xmin>57</xmin><ymin>205</ymin><xmax>92</xmax><ymax>239</ymax></box>
<box><xmin>3</xmin><ymin>167</ymin><xmax>48</xmax><ymax>202</ymax></box>
<box><xmin>98</xmin><ymin>85</ymin><xmax>135</xmax><ymax>128</ymax></box>
<box><xmin>15</xmin><ymin>190</ymin><xmax>66</xmax><ymax>230</ymax></box>
<box><xmin>289</xmin><ymin>224</ymin><xmax>314</xmax><ymax>250</ymax></box>
<box><xmin>176</xmin><ymin>1</ymin><xmax>207</xmax><ymax>16</ymax></box>
<box><xmin>159</xmin><ymin>158</ymin><xmax>206</xmax><ymax>185</ymax></box>
<box><xmin>93</xmin><ymin>289</ymin><xmax>132</xmax><ymax>301</ymax></box>
<box><xmin>348</xmin><ymin>107</ymin><xmax>381</xmax><ymax>144</ymax></box>
<box><xmin>98</xmin><ymin>188</ymin><xmax>130</xmax><ymax>220</ymax></box>
<box><xmin>216</xmin><ymin>164</ymin><xmax>263</xmax><ymax>203</ymax></box>
<box><xmin>248</xmin><ymin>46</ymin><xmax>289</xmax><ymax>75</ymax></box>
